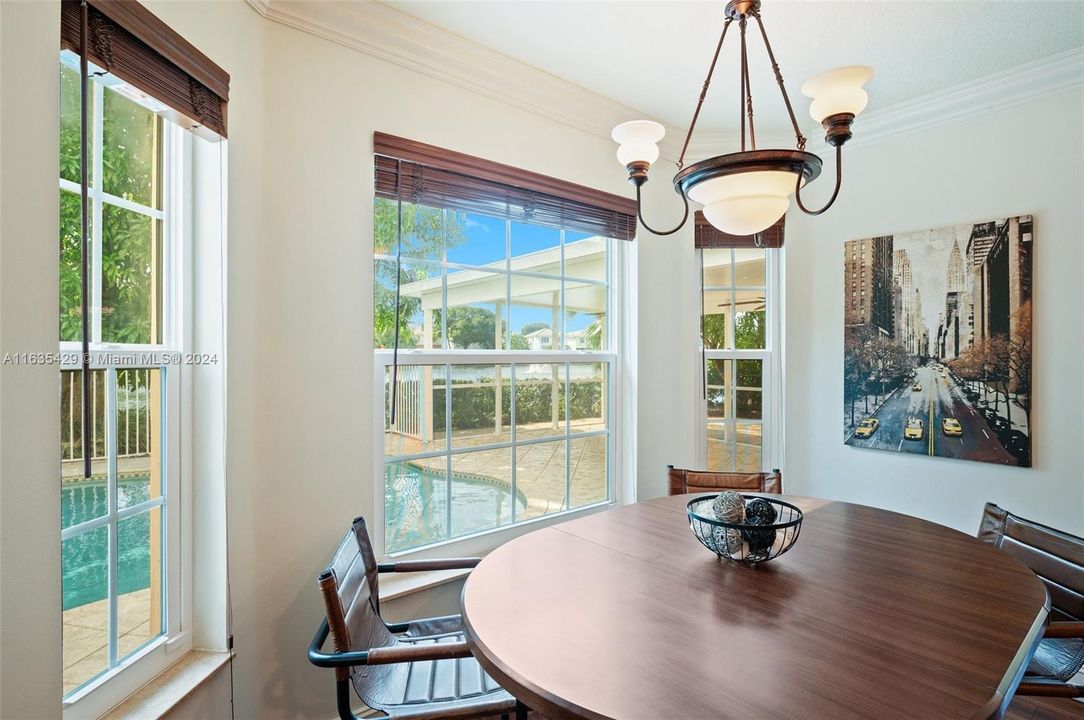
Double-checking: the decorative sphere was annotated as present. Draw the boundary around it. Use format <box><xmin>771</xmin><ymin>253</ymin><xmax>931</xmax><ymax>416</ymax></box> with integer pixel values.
<box><xmin>741</xmin><ymin>498</ymin><xmax>778</xmax><ymax>554</ymax></box>
<box><xmin>711</xmin><ymin>526</ymin><xmax>744</xmax><ymax>556</ymax></box>
<box><xmin>744</xmin><ymin>497</ymin><xmax>778</xmax><ymax>525</ymax></box>
<box><xmin>712</xmin><ymin>491</ymin><xmax>746</xmax><ymax>523</ymax></box>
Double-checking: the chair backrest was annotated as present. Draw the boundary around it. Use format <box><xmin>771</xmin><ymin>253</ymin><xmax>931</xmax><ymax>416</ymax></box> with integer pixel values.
<box><xmin>318</xmin><ymin>518</ymin><xmax>400</xmax><ymax>703</ymax></box>
<box><xmin>667</xmin><ymin>465</ymin><xmax>782</xmax><ymax>496</ymax></box>
<box><xmin>978</xmin><ymin>503</ymin><xmax>1084</xmax><ymax>622</ymax></box>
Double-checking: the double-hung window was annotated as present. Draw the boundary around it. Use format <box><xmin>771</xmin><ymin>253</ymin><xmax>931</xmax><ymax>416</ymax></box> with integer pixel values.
<box><xmin>698</xmin><ymin>217</ymin><xmax>782</xmax><ymax>472</ymax></box>
<box><xmin>58</xmin><ymin>55</ymin><xmax>187</xmax><ymax>707</ymax></box>
<box><xmin>372</xmin><ymin>136</ymin><xmax>634</xmax><ymax>555</ymax></box>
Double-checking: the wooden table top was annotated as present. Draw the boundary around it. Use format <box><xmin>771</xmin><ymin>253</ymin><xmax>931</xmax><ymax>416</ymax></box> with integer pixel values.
<box><xmin>461</xmin><ymin>494</ymin><xmax>1049</xmax><ymax>720</ymax></box>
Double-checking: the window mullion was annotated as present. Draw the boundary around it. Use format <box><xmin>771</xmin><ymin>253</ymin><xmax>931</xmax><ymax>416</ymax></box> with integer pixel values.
<box><xmin>105</xmin><ymin>367</ymin><xmax>119</xmax><ymax>669</ymax></box>
<box><xmin>510</xmin><ymin>363</ymin><xmax>517</xmax><ymax>524</ymax></box>
<box><xmin>91</xmin><ymin>79</ymin><xmax>105</xmax><ymax>345</ymax></box>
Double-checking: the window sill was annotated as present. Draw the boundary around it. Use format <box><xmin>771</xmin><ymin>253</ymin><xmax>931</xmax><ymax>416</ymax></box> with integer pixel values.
<box><xmin>99</xmin><ymin>650</ymin><xmax>232</xmax><ymax>720</ymax></box>
<box><xmin>380</xmin><ymin>567</ymin><xmax>474</xmax><ymax>602</ymax></box>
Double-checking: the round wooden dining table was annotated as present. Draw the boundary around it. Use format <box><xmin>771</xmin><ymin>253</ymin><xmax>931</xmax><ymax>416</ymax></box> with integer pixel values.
<box><xmin>461</xmin><ymin>494</ymin><xmax>1049</xmax><ymax>720</ymax></box>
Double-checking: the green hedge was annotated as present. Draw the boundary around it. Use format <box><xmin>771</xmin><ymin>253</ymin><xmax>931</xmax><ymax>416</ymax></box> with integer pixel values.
<box><xmin>432</xmin><ymin>380</ymin><xmax>602</xmax><ymax>430</ymax></box>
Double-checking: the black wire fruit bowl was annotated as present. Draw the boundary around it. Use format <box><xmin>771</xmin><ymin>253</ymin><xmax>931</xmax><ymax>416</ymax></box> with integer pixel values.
<box><xmin>687</xmin><ymin>494</ymin><xmax>803</xmax><ymax>564</ymax></box>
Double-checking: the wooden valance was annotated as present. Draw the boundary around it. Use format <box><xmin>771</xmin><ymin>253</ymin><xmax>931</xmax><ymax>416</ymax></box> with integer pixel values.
<box><xmin>694</xmin><ymin>211</ymin><xmax>784</xmax><ymax>249</ymax></box>
<box><xmin>374</xmin><ymin>133</ymin><xmax>637</xmax><ymax>240</ymax></box>
<box><xmin>61</xmin><ymin>0</ymin><xmax>229</xmax><ymax>138</ymax></box>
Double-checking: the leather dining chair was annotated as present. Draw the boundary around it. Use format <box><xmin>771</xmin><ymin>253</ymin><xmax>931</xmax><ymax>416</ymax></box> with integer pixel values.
<box><xmin>667</xmin><ymin>465</ymin><xmax>782</xmax><ymax>496</ymax></box>
<box><xmin>308</xmin><ymin>517</ymin><xmax>521</xmax><ymax>720</ymax></box>
<box><xmin>978</xmin><ymin>503</ymin><xmax>1084</xmax><ymax>702</ymax></box>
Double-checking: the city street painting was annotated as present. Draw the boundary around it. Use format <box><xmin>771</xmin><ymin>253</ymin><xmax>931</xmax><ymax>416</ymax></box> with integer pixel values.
<box><xmin>843</xmin><ymin>216</ymin><xmax>1032</xmax><ymax>467</ymax></box>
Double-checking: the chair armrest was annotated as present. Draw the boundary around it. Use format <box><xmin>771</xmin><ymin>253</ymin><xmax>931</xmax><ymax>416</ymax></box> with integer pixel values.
<box><xmin>1044</xmin><ymin>622</ymin><xmax>1084</xmax><ymax>639</ymax></box>
<box><xmin>308</xmin><ymin>619</ymin><xmax>372</xmax><ymax>669</ymax></box>
<box><xmin>377</xmin><ymin>558</ymin><xmax>481</xmax><ymax>573</ymax></box>
<box><xmin>309</xmin><ymin>618</ymin><xmax>474</xmax><ymax>668</ymax></box>
<box><xmin>366</xmin><ymin>641</ymin><xmax>473</xmax><ymax>665</ymax></box>
<box><xmin>1016</xmin><ymin>680</ymin><xmax>1084</xmax><ymax>698</ymax></box>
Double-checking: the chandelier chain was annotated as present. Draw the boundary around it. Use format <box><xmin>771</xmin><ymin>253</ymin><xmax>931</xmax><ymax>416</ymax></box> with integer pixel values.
<box><xmin>678</xmin><ymin>18</ymin><xmax>733</xmax><ymax>169</ymax></box>
<box><xmin>751</xmin><ymin>11</ymin><xmax>807</xmax><ymax>150</ymax></box>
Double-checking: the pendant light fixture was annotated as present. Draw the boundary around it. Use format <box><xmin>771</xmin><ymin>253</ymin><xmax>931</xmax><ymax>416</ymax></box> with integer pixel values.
<box><xmin>613</xmin><ymin>0</ymin><xmax>872</xmax><ymax>237</ymax></box>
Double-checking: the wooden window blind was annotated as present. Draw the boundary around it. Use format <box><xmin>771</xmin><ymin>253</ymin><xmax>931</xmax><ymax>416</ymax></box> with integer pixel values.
<box><xmin>694</xmin><ymin>211</ymin><xmax>784</xmax><ymax>248</ymax></box>
<box><xmin>374</xmin><ymin>132</ymin><xmax>637</xmax><ymax>240</ymax></box>
<box><xmin>60</xmin><ymin>0</ymin><xmax>229</xmax><ymax>138</ymax></box>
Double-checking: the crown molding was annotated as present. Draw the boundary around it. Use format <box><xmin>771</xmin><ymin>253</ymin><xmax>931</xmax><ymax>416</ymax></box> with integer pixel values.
<box><xmin>244</xmin><ymin>0</ymin><xmax>690</xmax><ymax>156</ymax></box>
<box><xmin>837</xmin><ymin>45</ymin><xmax>1084</xmax><ymax>150</ymax></box>
<box><xmin>246</xmin><ymin>0</ymin><xmax>1082</xmax><ymax>160</ymax></box>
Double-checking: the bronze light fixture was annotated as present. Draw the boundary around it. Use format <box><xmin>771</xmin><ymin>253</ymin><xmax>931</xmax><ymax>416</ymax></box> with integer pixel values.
<box><xmin>613</xmin><ymin>0</ymin><xmax>872</xmax><ymax>237</ymax></box>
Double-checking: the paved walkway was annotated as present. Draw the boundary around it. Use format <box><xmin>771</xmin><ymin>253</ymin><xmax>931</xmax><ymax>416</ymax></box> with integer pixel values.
<box><xmin>388</xmin><ymin>419</ymin><xmax>607</xmax><ymax>516</ymax></box>
<box><xmin>63</xmin><ymin>588</ymin><xmax>155</xmax><ymax>695</ymax></box>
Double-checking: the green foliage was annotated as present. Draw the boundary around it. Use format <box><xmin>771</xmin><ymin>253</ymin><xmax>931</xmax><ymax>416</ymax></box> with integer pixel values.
<box><xmin>373</xmin><ymin>199</ymin><xmax>468</xmax><ymax>349</ymax></box>
<box><xmin>446</xmin><ymin>306</ymin><xmax>496</xmax><ymax>349</ymax></box>
<box><xmin>433</xmin><ymin>379</ymin><xmax>602</xmax><ymax>430</ymax></box>
<box><xmin>702</xmin><ymin>310</ymin><xmax>764</xmax><ymax>350</ymax></box>
<box><xmin>519</xmin><ymin>322</ymin><xmax>549</xmax><ymax>335</ymax></box>
<box><xmin>59</xmin><ymin>66</ymin><xmax>161</xmax><ymax>345</ymax></box>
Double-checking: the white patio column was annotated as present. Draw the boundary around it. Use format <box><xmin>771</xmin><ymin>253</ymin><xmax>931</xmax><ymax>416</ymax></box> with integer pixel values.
<box><xmin>599</xmin><ymin>315</ymin><xmax>607</xmax><ymax>426</ymax></box>
<box><xmin>495</xmin><ymin>300</ymin><xmax>503</xmax><ymax>436</ymax></box>
<box><xmin>422</xmin><ymin>307</ymin><xmax>434</xmax><ymax>444</ymax></box>
<box><xmin>551</xmin><ymin>292</ymin><xmax>560</xmax><ymax>430</ymax></box>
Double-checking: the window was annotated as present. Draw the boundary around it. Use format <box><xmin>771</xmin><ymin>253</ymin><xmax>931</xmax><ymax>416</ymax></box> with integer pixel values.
<box><xmin>374</xmin><ymin>198</ymin><xmax>617</xmax><ymax>554</ymax></box>
<box><xmin>700</xmin><ymin>245</ymin><xmax>779</xmax><ymax>472</ymax></box>
<box><xmin>58</xmin><ymin>55</ymin><xmax>187</xmax><ymax>706</ymax></box>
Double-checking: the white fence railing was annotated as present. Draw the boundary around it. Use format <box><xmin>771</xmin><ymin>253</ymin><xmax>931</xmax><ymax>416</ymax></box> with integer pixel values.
<box><xmin>61</xmin><ymin>368</ymin><xmax>153</xmax><ymax>462</ymax></box>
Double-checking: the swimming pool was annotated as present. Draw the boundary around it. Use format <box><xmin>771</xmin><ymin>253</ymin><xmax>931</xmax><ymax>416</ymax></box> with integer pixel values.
<box><xmin>384</xmin><ymin>463</ymin><xmax>526</xmax><ymax>553</ymax></box>
<box><xmin>61</xmin><ymin>477</ymin><xmax>154</xmax><ymax>611</ymax></box>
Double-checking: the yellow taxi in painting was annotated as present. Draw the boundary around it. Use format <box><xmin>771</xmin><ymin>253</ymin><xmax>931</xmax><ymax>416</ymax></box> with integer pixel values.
<box><xmin>904</xmin><ymin>417</ymin><xmax>924</xmax><ymax>440</ymax></box>
<box><xmin>942</xmin><ymin>417</ymin><xmax>963</xmax><ymax>436</ymax></box>
<box><xmin>854</xmin><ymin>418</ymin><xmax>879</xmax><ymax>438</ymax></box>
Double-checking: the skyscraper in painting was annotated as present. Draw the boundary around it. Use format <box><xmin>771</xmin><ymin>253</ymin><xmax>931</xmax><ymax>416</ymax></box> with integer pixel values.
<box><xmin>843</xmin><ymin>216</ymin><xmax>1033</xmax><ymax>468</ymax></box>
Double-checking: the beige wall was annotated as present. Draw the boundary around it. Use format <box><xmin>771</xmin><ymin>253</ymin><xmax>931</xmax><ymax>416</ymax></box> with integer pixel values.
<box><xmin>0</xmin><ymin>2</ymin><xmax>63</xmax><ymax>718</ymax></box>
<box><xmin>783</xmin><ymin>87</ymin><xmax>1084</xmax><ymax>536</ymax></box>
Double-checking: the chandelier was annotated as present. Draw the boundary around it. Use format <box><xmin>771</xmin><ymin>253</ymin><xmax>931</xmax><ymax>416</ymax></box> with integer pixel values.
<box><xmin>612</xmin><ymin>0</ymin><xmax>872</xmax><ymax>237</ymax></box>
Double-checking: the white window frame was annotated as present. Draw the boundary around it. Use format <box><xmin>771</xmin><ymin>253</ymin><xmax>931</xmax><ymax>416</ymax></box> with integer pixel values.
<box><xmin>372</xmin><ymin>216</ymin><xmax>625</xmax><ymax>559</ymax></box>
<box><xmin>696</xmin><ymin>247</ymin><xmax>783</xmax><ymax>472</ymax></box>
<box><xmin>59</xmin><ymin>58</ymin><xmax>194</xmax><ymax>719</ymax></box>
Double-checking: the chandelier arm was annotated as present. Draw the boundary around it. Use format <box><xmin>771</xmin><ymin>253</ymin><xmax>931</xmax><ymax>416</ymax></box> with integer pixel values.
<box><xmin>678</xmin><ymin>18</ymin><xmax>733</xmax><ymax>169</ymax></box>
<box><xmin>750</xmin><ymin>11</ymin><xmax>807</xmax><ymax>150</ymax></box>
<box><xmin>635</xmin><ymin>183</ymin><xmax>691</xmax><ymax>236</ymax></box>
<box><xmin>794</xmin><ymin>144</ymin><xmax>842</xmax><ymax>216</ymax></box>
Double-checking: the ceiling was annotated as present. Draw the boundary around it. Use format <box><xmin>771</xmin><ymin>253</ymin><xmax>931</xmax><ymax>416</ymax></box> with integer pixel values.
<box><xmin>381</xmin><ymin>1</ymin><xmax>1084</xmax><ymax>135</ymax></box>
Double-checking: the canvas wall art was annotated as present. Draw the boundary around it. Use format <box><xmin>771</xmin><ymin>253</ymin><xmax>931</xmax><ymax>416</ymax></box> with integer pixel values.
<box><xmin>843</xmin><ymin>216</ymin><xmax>1032</xmax><ymax>467</ymax></box>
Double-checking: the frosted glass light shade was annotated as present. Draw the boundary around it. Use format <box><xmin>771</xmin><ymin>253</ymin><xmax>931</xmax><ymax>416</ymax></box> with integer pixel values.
<box><xmin>686</xmin><ymin>170</ymin><xmax>800</xmax><ymax>236</ymax></box>
<box><xmin>612</xmin><ymin>120</ymin><xmax>665</xmax><ymax>167</ymax></box>
<box><xmin>617</xmin><ymin>141</ymin><xmax>660</xmax><ymax>167</ymax></box>
<box><xmin>801</xmin><ymin>66</ymin><xmax>873</xmax><ymax>123</ymax></box>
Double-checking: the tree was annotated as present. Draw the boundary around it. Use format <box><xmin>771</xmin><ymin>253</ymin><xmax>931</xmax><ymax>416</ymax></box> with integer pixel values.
<box><xmin>735</xmin><ymin>310</ymin><xmax>765</xmax><ymax>349</ymax></box>
<box><xmin>373</xmin><ymin>199</ymin><xmax>467</xmax><ymax>348</ymax></box>
<box><xmin>60</xmin><ymin>66</ymin><xmax>163</xmax><ymax>344</ymax></box>
<box><xmin>1006</xmin><ymin>301</ymin><xmax>1032</xmax><ymax>431</ymax></box>
<box><xmin>446</xmin><ymin>306</ymin><xmax>496</xmax><ymax>349</ymax></box>
<box><xmin>519</xmin><ymin>322</ymin><xmax>549</xmax><ymax>335</ymax></box>
<box><xmin>700</xmin><ymin>309</ymin><xmax>765</xmax><ymax>350</ymax></box>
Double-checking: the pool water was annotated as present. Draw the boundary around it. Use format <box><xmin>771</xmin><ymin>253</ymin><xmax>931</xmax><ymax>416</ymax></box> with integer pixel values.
<box><xmin>62</xmin><ymin>477</ymin><xmax>155</xmax><ymax>611</ymax></box>
<box><xmin>384</xmin><ymin>464</ymin><xmax>526</xmax><ymax>553</ymax></box>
